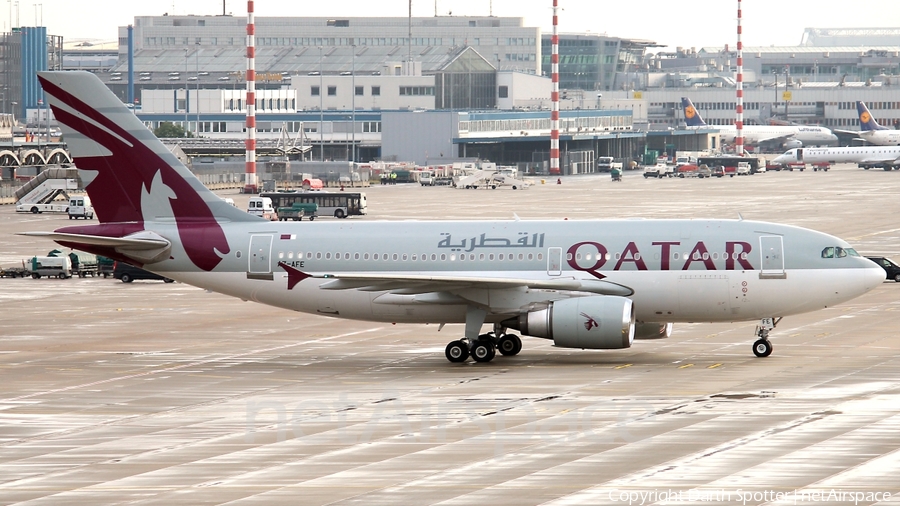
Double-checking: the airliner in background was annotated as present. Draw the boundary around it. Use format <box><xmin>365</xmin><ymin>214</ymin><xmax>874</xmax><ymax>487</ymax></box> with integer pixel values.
<box><xmin>681</xmin><ymin>97</ymin><xmax>838</xmax><ymax>149</ymax></box>
<box><xmin>24</xmin><ymin>72</ymin><xmax>884</xmax><ymax>363</ymax></box>
<box><xmin>835</xmin><ymin>101</ymin><xmax>900</xmax><ymax>146</ymax></box>
<box><xmin>773</xmin><ymin>145</ymin><xmax>900</xmax><ymax>170</ymax></box>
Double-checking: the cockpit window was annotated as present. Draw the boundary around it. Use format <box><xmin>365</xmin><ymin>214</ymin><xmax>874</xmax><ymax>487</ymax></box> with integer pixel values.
<box><xmin>822</xmin><ymin>246</ymin><xmax>858</xmax><ymax>259</ymax></box>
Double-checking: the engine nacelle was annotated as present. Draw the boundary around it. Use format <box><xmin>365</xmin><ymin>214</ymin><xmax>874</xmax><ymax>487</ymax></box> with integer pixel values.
<box><xmin>502</xmin><ymin>296</ymin><xmax>634</xmax><ymax>350</ymax></box>
<box><xmin>783</xmin><ymin>139</ymin><xmax>803</xmax><ymax>149</ymax></box>
<box><xmin>633</xmin><ymin>322</ymin><xmax>673</xmax><ymax>340</ymax></box>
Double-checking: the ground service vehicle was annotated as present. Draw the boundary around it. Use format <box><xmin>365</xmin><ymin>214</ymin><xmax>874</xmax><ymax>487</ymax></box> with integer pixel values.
<box><xmin>68</xmin><ymin>195</ymin><xmax>94</xmax><ymax>219</ymax></box>
<box><xmin>30</xmin><ymin>256</ymin><xmax>72</xmax><ymax>279</ymax></box>
<box><xmin>114</xmin><ymin>262</ymin><xmax>174</xmax><ymax>283</ymax></box>
<box><xmin>277</xmin><ymin>202</ymin><xmax>318</xmax><ymax>221</ymax></box>
<box><xmin>597</xmin><ymin>157</ymin><xmax>623</xmax><ymax>173</ymax></box>
<box><xmin>247</xmin><ymin>197</ymin><xmax>277</xmax><ymax>221</ymax></box>
<box><xmin>262</xmin><ymin>191</ymin><xmax>367</xmax><ymax>219</ymax></box>
<box><xmin>866</xmin><ymin>256</ymin><xmax>900</xmax><ymax>282</ymax></box>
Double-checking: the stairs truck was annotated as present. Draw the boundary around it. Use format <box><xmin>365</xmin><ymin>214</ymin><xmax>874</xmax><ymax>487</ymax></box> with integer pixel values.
<box><xmin>15</xmin><ymin>168</ymin><xmax>80</xmax><ymax>214</ymax></box>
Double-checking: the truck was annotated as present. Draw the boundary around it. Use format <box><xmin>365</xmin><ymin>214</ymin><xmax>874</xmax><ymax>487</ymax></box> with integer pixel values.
<box><xmin>643</xmin><ymin>162</ymin><xmax>673</xmax><ymax>178</ymax></box>
<box><xmin>98</xmin><ymin>256</ymin><xmax>115</xmax><ymax>278</ymax></box>
<box><xmin>0</xmin><ymin>261</ymin><xmax>31</xmax><ymax>278</ymax></box>
<box><xmin>30</xmin><ymin>255</ymin><xmax>72</xmax><ymax>279</ymax></box>
<box><xmin>276</xmin><ymin>202</ymin><xmax>318</xmax><ymax>221</ymax></box>
<box><xmin>596</xmin><ymin>156</ymin><xmax>623</xmax><ymax>173</ymax></box>
<box><xmin>47</xmin><ymin>249</ymin><xmax>99</xmax><ymax>277</ymax></box>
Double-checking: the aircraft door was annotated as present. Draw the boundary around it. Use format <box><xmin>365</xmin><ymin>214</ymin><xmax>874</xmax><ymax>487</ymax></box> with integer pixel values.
<box><xmin>547</xmin><ymin>247</ymin><xmax>562</xmax><ymax>276</ymax></box>
<box><xmin>248</xmin><ymin>234</ymin><xmax>274</xmax><ymax>280</ymax></box>
<box><xmin>796</xmin><ymin>148</ymin><xmax>803</xmax><ymax>161</ymax></box>
<box><xmin>759</xmin><ymin>235</ymin><xmax>785</xmax><ymax>279</ymax></box>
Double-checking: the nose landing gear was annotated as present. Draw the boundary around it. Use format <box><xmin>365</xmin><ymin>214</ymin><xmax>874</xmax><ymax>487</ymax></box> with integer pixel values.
<box><xmin>752</xmin><ymin>317</ymin><xmax>780</xmax><ymax>357</ymax></box>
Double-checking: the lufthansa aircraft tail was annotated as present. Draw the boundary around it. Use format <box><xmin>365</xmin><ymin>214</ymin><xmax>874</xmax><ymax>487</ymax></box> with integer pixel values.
<box><xmin>681</xmin><ymin>97</ymin><xmax>707</xmax><ymax>127</ymax></box>
<box><xmin>858</xmin><ymin>101</ymin><xmax>889</xmax><ymax>131</ymax></box>
<box><xmin>28</xmin><ymin>71</ymin><xmax>261</xmax><ymax>271</ymax></box>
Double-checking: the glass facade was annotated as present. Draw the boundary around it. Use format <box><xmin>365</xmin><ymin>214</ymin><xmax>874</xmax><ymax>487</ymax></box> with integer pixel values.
<box><xmin>434</xmin><ymin>48</ymin><xmax>497</xmax><ymax>110</ymax></box>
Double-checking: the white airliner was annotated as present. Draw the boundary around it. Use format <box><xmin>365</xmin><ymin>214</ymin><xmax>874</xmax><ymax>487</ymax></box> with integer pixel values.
<box><xmin>834</xmin><ymin>101</ymin><xmax>900</xmax><ymax>146</ymax></box>
<box><xmin>682</xmin><ymin>98</ymin><xmax>838</xmax><ymax>149</ymax></box>
<box><xmin>772</xmin><ymin>146</ymin><xmax>900</xmax><ymax>170</ymax></box>
<box><xmin>24</xmin><ymin>72</ymin><xmax>884</xmax><ymax>363</ymax></box>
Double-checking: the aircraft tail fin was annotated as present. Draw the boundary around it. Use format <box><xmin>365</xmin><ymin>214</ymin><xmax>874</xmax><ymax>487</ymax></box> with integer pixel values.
<box><xmin>681</xmin><ymin>97</ymin><xmax>707</xmax><ymax>127</ymax></box>
<box><xmin>37</xmin><ymin>71</ymin><xmax>258</xmax><ymax>226</ymax></box>
<box><xmin>858</xmin><ymin>101</ymin><xmax>888</xmax><ymax>131</ymax></box>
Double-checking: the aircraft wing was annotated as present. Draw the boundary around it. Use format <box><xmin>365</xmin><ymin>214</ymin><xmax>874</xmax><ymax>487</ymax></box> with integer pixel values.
<box><xmin>833</xmin><ymin>129</ymin><xmax>861</xmax><ymax>136</ymax></box>
<box><xmin>859</xmin><ymin>155</ymin><xmax>900</xmax><ymax>164</ymax></box>
<box><xmin>752</xmin><ymin>133</ymin><xmax>794</xmax><ymax>144</ymax></box>
<box><xmin>305</xmin><ymin>271</ymin><xmax>634</xmax><ymax>298</ymax></box>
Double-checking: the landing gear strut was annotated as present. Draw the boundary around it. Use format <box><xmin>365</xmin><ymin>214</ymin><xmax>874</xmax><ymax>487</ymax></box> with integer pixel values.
<box><xmin>443</xmin><ymin>309</ymin><xmax>523</xmax><ymax>363</ymax></box>
<box><xmin>752</xmin><ymin>317</ymin><xmax>780</xmax><ymax>357</ymax></box>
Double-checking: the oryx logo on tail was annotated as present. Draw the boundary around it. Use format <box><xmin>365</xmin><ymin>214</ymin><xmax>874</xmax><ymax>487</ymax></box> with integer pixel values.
<box><xmin>37</xmin><ymin>72</ymin><xmax>239</xmax><ymax>272</ymax></box>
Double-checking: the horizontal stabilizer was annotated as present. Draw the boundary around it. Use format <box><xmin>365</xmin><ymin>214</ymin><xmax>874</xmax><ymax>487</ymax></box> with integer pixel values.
<box><xmin>19</xmin><ymin>231</ymin><xmax>170</xmax><ymax>249</ymax></box>
<box><xmin>19</xmin><ymin>230</ymin><xmax>172</xmax><ymax>264</ymax></box>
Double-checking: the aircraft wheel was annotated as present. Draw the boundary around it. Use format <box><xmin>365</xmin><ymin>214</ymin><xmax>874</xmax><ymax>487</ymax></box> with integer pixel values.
<box><xmin>497</xmin><ymin>334</ymin><xmax>522</xmax><ymax>356</ymax></box>
<box><xmin>752</xmin><ymin>339</ymin><xmax>773</xmax><ymax>358</ymax></box>
<box><xmin>471</xmin><ymin>340</ymin><xmax>495</xmax><ymax>363</ymax></box>
<box><xmin>445</xmin><ymin>340</ymin><xmax>468</xmax><ymax>363</ymax></box>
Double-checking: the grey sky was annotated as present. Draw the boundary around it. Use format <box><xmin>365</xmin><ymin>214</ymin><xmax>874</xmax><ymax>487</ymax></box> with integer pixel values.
<box><xmin>17</xmin><ymin>0</ymin><xmax>900</xmax><ymax>52</ymax></box>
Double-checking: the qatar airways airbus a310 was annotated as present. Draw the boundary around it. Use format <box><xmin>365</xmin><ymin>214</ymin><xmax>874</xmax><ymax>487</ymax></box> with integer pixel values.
<box><xmin>24</xmin><ymin>71</ymin><xmax>884</xmax><ymax>363</ymax></box>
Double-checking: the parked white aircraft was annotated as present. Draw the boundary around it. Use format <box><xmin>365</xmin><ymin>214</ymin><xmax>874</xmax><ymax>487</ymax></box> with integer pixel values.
<box><xmin>24</xmin><ymin>72</ymin><xmax>884</xmax><ymax>362</ymax></box>
<box><xmin>682</xmin><ymin>97</ymin><xmax>838</xmax><ymax>148</ymax></box>
<box><xmin>772</xmin><ymin>146</ymin><xmax>900</xmax><ymax>170</ymax></box>
<box><xmin>834</xmin><ymin>101</ymin><xmax>900</xmax><ymax>146</ymax></box>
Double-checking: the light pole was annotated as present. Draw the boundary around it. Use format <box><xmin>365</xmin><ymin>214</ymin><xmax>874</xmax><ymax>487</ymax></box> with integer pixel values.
<box><xmin>319</xmin><ymin>46</ymin><xmax>324</xmax><ymax>162</ymax></box>
<box><xmin>195</xmin><ymin>43</ymin><xmax>200</xmax><ymax>136</ymax></box>
<box><xmin>773</xmin><ymin>69</ymin><xmax>777</xmax><ymax>118</ymax></box>
<box><xmin>184</xmin><ymin>48</ymin><xmax>189</xmax><ymax>133</ymax></box>
<box><xmin>351</xmin><ymin>43</ymin><xmax>356</xmax><ymax>163</ymax></box>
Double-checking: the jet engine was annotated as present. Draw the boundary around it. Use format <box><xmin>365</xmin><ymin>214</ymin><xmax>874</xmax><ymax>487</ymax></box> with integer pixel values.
<box><xmin>502</xmin><ymin>296</ymin><xmax>634</xmax><ymax>349</ymax></box>
<box><xmin>783</xmin><ymin>139</ymin><xmax>803</xmax><ymax>149</ymax></box>
<box><xmin>633</xmin><ymin>322</ymin><xmax>673</xmax><ymax>340</ymax></box>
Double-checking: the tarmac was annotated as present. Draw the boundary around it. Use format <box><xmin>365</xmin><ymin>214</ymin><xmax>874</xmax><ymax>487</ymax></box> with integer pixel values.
<box><xmin>1</xmin><ymin>165</ymin><xmax>899</xmax><ymax>505</ymax></box>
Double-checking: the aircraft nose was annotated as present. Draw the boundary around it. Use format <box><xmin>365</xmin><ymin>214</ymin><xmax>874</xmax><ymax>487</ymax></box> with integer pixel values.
<box><xmin>862</xmin><ymin>260</ymin><xmax>887</xmax><ymax>290</ymax></box>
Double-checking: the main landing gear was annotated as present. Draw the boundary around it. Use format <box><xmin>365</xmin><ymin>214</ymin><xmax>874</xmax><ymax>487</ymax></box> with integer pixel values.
<box><xmin>444</xmin><ymin>306</ymin><xmax>522</xmax><ymax>363</ymax></box>
<box><xmin>444</xmin><ymin>331</ymin><xmax>522</xmax><ymax>363</ymax></box>
<box><xmin>752</xmin><ymin>317</ymin><xmax>780</xmax><ymax>358</ymax></box>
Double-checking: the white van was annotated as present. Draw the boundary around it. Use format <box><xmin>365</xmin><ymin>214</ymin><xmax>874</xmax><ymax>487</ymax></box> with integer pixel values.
<box><xmin>68</xmin><ymin>195</ymin><xmax>94</xmax><ymax>220</ymax></box>
<box><xmin>247</xmin><ymin>196</ymin><xmax>276</xmax><ymax>220</ymax></box>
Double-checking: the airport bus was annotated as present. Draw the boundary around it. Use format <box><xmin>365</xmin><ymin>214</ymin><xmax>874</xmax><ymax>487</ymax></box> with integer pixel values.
<box><xmin>261</xmin><ymin>191</ymin><xmax>367</xmax><ymax>219</ymax></box>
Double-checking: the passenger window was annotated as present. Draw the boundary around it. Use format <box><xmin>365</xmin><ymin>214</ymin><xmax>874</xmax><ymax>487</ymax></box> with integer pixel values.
<box><xmin>821</xmin><ymin>247</ymin><xmax>834</xmax><ymax>258</ymax></box>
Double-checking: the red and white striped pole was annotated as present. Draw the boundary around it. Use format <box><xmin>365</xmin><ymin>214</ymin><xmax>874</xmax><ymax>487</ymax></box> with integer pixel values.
<box><xmin>244</xmin><ymin>0</ymin><xmax>258</xmax><ymax>193</ymax></box>
<box><xmin>735</xmin><ymin>0</ymin><xmax>744</xmax><ymax>156</ymax></box>
<box><xmin>550</xmin><ymin>0</ymin><xmax>560</xmax><ymax>175</ymax></box>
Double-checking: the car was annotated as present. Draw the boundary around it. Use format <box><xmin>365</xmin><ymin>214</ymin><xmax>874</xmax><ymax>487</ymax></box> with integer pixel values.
<box><xmin>113</xmin><ymin>262</ymin><xmax>174</xmax><ymax>283</ymax></box>
<box><xmin>866</xmin><ymin>256</ymin><xmax>900</xmax><ymax>282</ymax></box>
<box><xmin>217</xmin><ymin>76</ymin><xmax>230</xmax><ymax>81</ymax></box>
